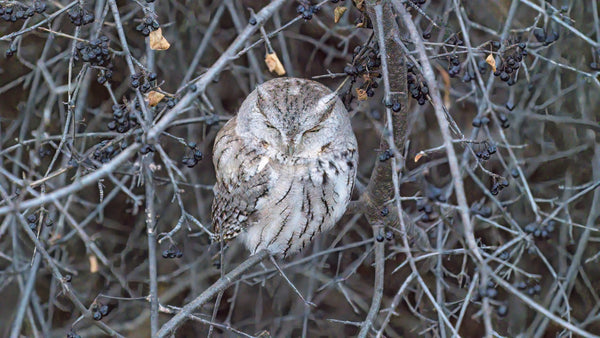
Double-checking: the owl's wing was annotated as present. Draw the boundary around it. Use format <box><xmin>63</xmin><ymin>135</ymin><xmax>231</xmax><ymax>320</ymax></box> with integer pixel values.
<box><xmin>211</xmin><ymin>117</ymin><xmax>271</xmax><ymax>241</ymax></box>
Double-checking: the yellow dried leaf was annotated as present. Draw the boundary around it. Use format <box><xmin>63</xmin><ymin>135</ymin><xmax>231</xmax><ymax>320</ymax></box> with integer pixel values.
<box><xmin>89</xmin><ymin>255</ymin><xmax>98</xmax><ymax>273</ymax></box>
<box><xmin>147</xmin><ymin>90</ymin><xmax>165</xmax><ymax>107</ymax></box>
<box><xmin>265</xmin><ymin>52</ymin><xmax>286</xmax><ymax>76</ymax></box>
<box><xmin>434</xmin><ymin>64</ymin><xmax>452</xmax><ymax>109</ymax></box>
<box><xmin>486</xmin><ymin>54</ymin><xmax>497</xmax><ymax>72</ymax></box>
<box><xmin>149</xmin><ymin>28</ymin><xmax>170</xmax><ymax>51</ymax></box>
<box><xmin>415</xmin><ymin>151</ymin><xmax>426</xmax><ymax>162</ymax></box>
<box><xmin>353</xmin><ymin>0</ymin><xmax>365</xmax><ymax>10</ymax></box>
<box><xmin>356</xmin><ymin>88</ymin><xmax>368</xmax><ymax>101</ymax></box>
<box><xmin>356</xmin><ymin>18</ymin><xmax>366</xmax><ymax>28</ymax></box>
<box><xmin>334</xmin><ymin>6</ymin><xmax>347</xmax><ymax>23</ymax></box>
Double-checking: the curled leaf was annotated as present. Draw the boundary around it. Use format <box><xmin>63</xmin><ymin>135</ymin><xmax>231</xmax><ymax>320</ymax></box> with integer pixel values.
<box><xmin>265</xmin><ymin>52</ymin><xmax>286</xmax><ymax>75</ymax></box>
<box><xmin>486</xmin><ymin>54</ymin><xmax>497</xmax><ymax>72</ymax></box>
<box><xmin>356</xmin><ymin>88</ymin><xmax>368</xmax><ymax>101</ymax></box>
<box><xmin>89</xmin><ymin>255</ymin><xmax>98</xmax><ymax>273</ymax></box>
<box><xmin>149</xmin><ymin>28</ymin><xmax>170</xmax><ymax>50</ymax></box>
<box><xmin>147</xmin><ymin>89</ymin><xmax>165</xmax><ymax>107</ymax></box>
<box><xmin>353</xmin><ymin>0</ymin><xmax>365</xmax><ymax>10</ymax></box>
<box><xmin>334</xmin><ymin>6</ymin><xmax>347</xmax><ymax>23</ymax></box>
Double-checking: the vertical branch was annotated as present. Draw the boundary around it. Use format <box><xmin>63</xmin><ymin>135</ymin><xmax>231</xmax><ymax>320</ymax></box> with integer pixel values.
<box><xmin>359</xmin><ymin>1</ymin><xmax>410</xmax><ymax>336</ymax></box>
<box><xmin>144</xmin><ymin>1</ymin><xmax>159</xmax><ymax>335</ymax></box>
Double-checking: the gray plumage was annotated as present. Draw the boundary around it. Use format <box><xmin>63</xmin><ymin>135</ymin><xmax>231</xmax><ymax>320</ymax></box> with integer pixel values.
<box><xmin>212</xmin><ymin>78</ymin><xmax>357</xmax><ymax>256</ymax></box>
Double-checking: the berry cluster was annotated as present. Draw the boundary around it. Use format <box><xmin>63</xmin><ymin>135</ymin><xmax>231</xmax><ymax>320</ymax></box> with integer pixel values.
<box><xmin>447</xmin><ymin>55</ymin><xmax>461</xmax><ymax>77</ymax></box>
<box><xmin>378</xmin><ymin>149</ymin><xmax>393</xmax><ymax>162</ymax></box>
<box><xmin>345</xmin><ymin>45</ymin><xmax>382</xmax><ymax>102</ymax></box>
<box><xmin>375</xmin><ymin>230</ymin><xmax>394</xmax><ymax>242</ymax></box>
<box><xmin>91</xmin><ymin>303</ymin><xmax>110</xmax><ymax>321</ymax></box>
<box><xmin>497</xmin><ymin>112</ymin><xmax>509</xmax><ymax>128</ymax></box>
<box><xmin>523</xmin><ymin>220</ymin><xmax>556</xmax><ymax>239</ymax></box>
<box><xmin>490</xmin><ymin>177</ymin><xmax>509</xmax><ymax>195</ymax></box>
<box><xmin>74</xmin><ymin>36</ymin><xmax>111</xmax><ymax>67</ymax></box>
<box><xmin>27</xmin><ymin>213</ymin><xmax>38</xmax><ymax>230</ymax></box>
<box><xmin>68</xmin><ymin>5</ymin><xmax>94</xmax><ymax>26</ymax></box>
<box><xmin>296</xmin><ymin>3</ymin><xmax>320</xmax><ymax>20</ymax></box>
<box><xmin>515</xmin><ymin>281</ymin><xmax>542</xmax><ymax>296</ymax></box>
<box><xmin>108</xmin><ymin>103</ymin><xmax>140</xmax><ymax>133</ymax></box>
<box><xmin>383</xmin><ymin>99</ymin><xmax>402</xmax><ymax>112</ymax></box>
<box><xmin>475</xmin><ymin>141</ymin><xmax>497</xmax><ymax>161</ymax></box>
<box><xmin>130</xmin><ymin>72</ymin><xmax>157</xmax><ymax>93</ymax></box>
<box><xmin>533</xmin><ymin>27</ymin><xmax>559</xmax><ymax>45</ymax></box>
<box><xmin>96</xmin><ymin>67</ymin><xmax>114</xmax><ymax>85</ymax></box>
<box><xmin>425</xmin><ymin>183</ymin><xmax>446</xmax><ymax>203</ymax></box>
<box><xmin>0</xmin><ymin>1</ymin><xmax>46</xmax><ymax>23</ymax></box>
<box><xmin>470</xmin><ymin>204</ymin><xmax>492</xmax><ymax>218</ymax></box>
<box><xmin>492</xmin><ymin>43</ymin><xmax>526</xmax><ymax>85</ymax></box>
<box><xmin>26</xmin><ymin>213</ymin><xmax>53</xmax><ymax>230</ymax></box>
<box><xmin>407</xmin><ymin>63</ymin><xmax>429</xmax><ymax>105</ymax></box>
<box><xmin>92</xmin><ymin>140</ymin><xmax>125</xmax><ymax>164</ymax></box>
<box><xmin>461</xmin><ymin>66</ymin><xmax>476</xmax><ymax>82</ymax></box>
<box><xmin>38</xmin><ymin>146</ymin><xmax>53</xmax><ymax>158</ymax></box>
<box><xmin>135</xmin><ymin>15</ymin><xmax>160</xmax><ymax>36</ymax></box>
<box><xmin>471</xmin><ymin>115</ymin><xmax>490</xmax><ymax>128</ymax></box>
<box><xmin>165</xmin><ymin>97</ymin><xmax>178</xmax><ymax>108</ymax></box>
<box><xmin>477</xmin><ymin>282</ymin><xmax>499</xmax><ymax>300</ymax></box>
<box><xmin>417</xmin><ymin>200</ymin><xmax>434</xmax><ymax>222</ymax></box>
<box><xmin>162</xmin><ymin>245</ymin><xmax>183</xmax><ymax>259</ymax></box>
<box><xmin>181</xmin><ymin>142</ymin><xmax>203</xmax><ymax>168</ymax></box>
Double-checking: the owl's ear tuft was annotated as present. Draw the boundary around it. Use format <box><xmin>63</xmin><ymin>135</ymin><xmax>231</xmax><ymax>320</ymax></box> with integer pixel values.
<box><xmin>316</xmin><ymin>92</ymin><xmax>338</xmax><ymax>113</ymax></box>
<box><xmin>256</xmin><ymin>84</ymin><xmax>269</xmax><ymax>113</ymax></box>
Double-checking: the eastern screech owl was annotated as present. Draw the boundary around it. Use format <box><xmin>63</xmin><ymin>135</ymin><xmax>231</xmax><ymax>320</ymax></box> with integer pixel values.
<box><xmin>212</xmin><ymin>78</ymin><xmax>357</xmax><ymax>256</ymax></box>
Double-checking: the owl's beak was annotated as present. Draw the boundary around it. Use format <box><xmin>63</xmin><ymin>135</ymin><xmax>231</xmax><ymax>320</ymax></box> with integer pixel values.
<box><xmin>287</xmin><ymin>143</ymin><xmax>296</xmax><ymax>156</ymax></box>
<box><xmin>286</xmin><ymin>135</ymin><xmax>300</xmax><ymax>156</ymax></box>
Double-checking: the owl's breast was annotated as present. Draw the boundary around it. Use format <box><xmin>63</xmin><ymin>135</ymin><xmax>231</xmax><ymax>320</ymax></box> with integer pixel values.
<box><xmin>241</xmin><ymin>148</ymin><xmax>356</xmax><ymax>256</ymax></box>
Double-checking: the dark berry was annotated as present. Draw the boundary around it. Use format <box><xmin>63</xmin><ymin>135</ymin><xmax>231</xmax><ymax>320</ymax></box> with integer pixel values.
<box><xmin>533</xmin><ymin>28</ymin><xmax>546</xmax><ymax>42</ymax></box>
<box><xmin>506</xmin><ymin>100</ymin><xmax>515</xmax><ymax>111</ymax></box>
<box><xmin>497</xmin><ymin>304</ymin><xmax>508</xmax><ymax>317</ymax></box>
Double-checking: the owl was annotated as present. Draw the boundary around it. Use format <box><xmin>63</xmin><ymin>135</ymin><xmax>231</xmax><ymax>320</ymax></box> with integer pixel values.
<box><xmin>211</xmin><ymin>77</ymin><xmax>357</xmax><ymax>257</ymax></box>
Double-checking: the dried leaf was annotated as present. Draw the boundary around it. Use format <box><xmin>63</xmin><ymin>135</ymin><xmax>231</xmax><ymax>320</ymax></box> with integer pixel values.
<box><xmin>265</xmin><ymin>52</ymin><xmax>286</xmax><ymax>75</ymax></box>
<box><xmin>89</xmin><ymin>255</ymin><xmax>98</xmax><ymax>273</ymax></box>
<box><xmin>356</xmin><ymin>88</ymin><xmax>368</xmax><ymax>101</ymax></box>
<box><xmin>353</xmin><ymin>0</ymin><xmax>365</xmax><ymax>10</ymax></box>
<box><xmin>356</xmin><ymin>17</ymin><xmax>366</xmax><ymax>28</ymax></box>
<box><xmin>415</xmin><ymin>151</ymin><xmax>426</xmax><ymax>162</ymax></box>
<box><xmin>434</xmin><ymin>64</ymin><xmax>452</xmax><ymax>109</ymax></box>
<box><xmin>147</xmin><ymin>89</ymin><xmax>165</xmax><ymax>107</ymax></box>
<box><xmin>334</xmin><ymin>6</ymin><xmax>347</xmax><ymax>23</ymax></box>
<box><xmin>486</xmin><ymin>54</ymin><xmax>497</xmax><ymax>72</ymax></box>
<box><xmin>149</xmin><ymin>28</ymin><xmax>170</xmax><ymax>51</ymax></box>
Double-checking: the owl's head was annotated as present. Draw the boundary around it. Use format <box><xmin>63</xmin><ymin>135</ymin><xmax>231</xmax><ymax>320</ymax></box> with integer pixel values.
<box><xmin>236</xmin><ymin>78</ymin><xmax>353</xmax><ymax>158</ymax></box>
